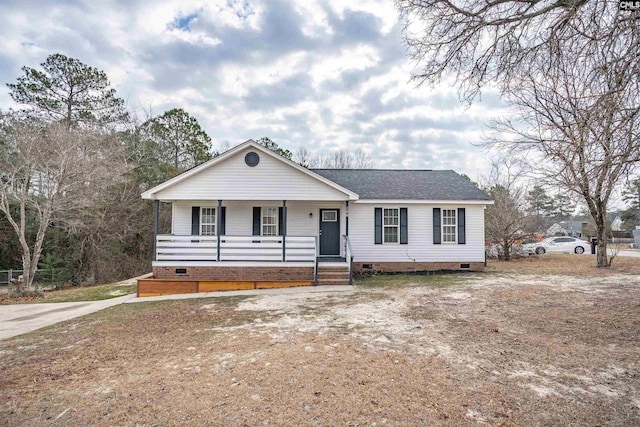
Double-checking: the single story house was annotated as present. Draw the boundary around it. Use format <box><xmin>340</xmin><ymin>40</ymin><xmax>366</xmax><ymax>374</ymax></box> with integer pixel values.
<box><xmin>608</xmin><ymin>213</ymin><xmax>623</xmax><ymax>232</ymax></box>
<box><xmin>547</xmin><ymin>221</ymin><xmax>586</xmax><ymax>238</ymax></box>
<box><xmin>137</xmin><ymin>140</ymin><xmax>493</xmax><ymax>296</ymax></box>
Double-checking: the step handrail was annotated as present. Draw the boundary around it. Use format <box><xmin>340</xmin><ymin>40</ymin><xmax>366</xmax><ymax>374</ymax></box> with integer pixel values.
<box><xmin>343</xmin><ymin>234</ymin><xmax>354</xmax><ymax>285</ymax></box>
<box><xmin>314</xmin><ymin>236</ymin><xmax>319</xmax><ymax>286</ymax></box>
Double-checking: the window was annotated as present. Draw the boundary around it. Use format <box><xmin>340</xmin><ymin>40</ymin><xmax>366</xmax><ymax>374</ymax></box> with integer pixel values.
<box><xmin>442</xmin><ymin>209</ymin><xmax>457</xmax><ymax>243</ymax></box>
<box><xmin>383</xmin><ymin>208</ymin><xmax>399</xmax><ymax>243</ymax></box>
<box><xmin>554</xmin><ymin>237</ymin><xmax>574</xmax><ymax>243</ymax></box>
<box><xmin>262</xmin><ymin>208</ymin><xmax>278</xmax><ymax>236</ymax></box>
<box><xmin>322</xmin><ymin>210</ymin><xmax>337</xmax><ymax>222</ymax></box>
<box><xmin>200</xmin><ymin>207</ymin><xmax>216</xmax><ymax>235</ymax></box>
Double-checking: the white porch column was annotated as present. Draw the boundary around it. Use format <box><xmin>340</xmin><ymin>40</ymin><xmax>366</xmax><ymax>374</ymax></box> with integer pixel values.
<box><xmin>217</xmin><ymin>200</ymin><xmax>222</xmax><ymax>261</ymax></box>
<box><xmin>153</xmin><ymin>200</ymin><xmax>159</xmax><ymax>261</ymax></box>
<box><xmin>282</xmin><ymin>200</ymin><xmax>287</xmax><ymax>261</ymax></box>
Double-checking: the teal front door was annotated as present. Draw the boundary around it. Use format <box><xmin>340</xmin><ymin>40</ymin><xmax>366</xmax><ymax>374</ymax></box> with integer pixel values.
<box><xmin>319</xmin><ymin>209</ymin><xmax>340</xmax><ymax>256</ymax></box>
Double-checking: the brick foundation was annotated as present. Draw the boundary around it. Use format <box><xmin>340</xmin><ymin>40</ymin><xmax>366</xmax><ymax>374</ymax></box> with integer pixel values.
<box><xmin>353</xmin><ymin>261</ymin><xmax>485</xmax><ymax>273</ymax></box>
<box><xmin>152</xmin><ymin>266</ymin><xmax>314</xmax><ymax>282</ymax></box>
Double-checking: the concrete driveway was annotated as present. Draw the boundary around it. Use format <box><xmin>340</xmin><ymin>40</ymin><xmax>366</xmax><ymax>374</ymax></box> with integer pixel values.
<box><xmin>0</xmin><ymin>294</ymin><xmax>136</xmax><ymax>341</ymax></box>
<box><xmin>609</xmin><ymin>249</ymin><xmax>640</xmax><ymax>258</ymax></box>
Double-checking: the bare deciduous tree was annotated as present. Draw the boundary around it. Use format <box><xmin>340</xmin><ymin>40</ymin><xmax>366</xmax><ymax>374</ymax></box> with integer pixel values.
<box><xmin>299</xmin><ymin>147</ymin><xmax>375</xmax><ymax>169</ymax></box>
<box><xmin>490</xmin><ymin>46</ymin><xmax>639</xmax><ymax>267</ymax></box>
<box><xmin>483</xmin><ymin>157</ymin><xmax>535</xmax><ymax>261</ymax></box>
<box><xmin>351</xmin><ymin>148</ymin><xmax>374</xmax><ymax>169</ymax></box>
<box><xmin>397</xmin><ymin>0</ymin><xmax>640</xmax><ymax>267</ymax></box>
<box><xmin>397</xmin><ymin>1</ymin><xmax>632</xmax><ymax>101</ymax></box>
<box><xmin>294</xmin><ymin>146</ymin><xmax>311</xmax><ymax>168</ymax></box>
<box><xmin>0</xmin><ymin>114</ymin><xmax>129</xmax><ymax>292</ymax></box>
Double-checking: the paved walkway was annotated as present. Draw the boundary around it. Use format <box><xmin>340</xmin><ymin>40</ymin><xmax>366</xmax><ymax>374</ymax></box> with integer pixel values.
<box><xmin>126</xmin><ymin>285</ymin><xmax>355</xmax><ymax>303</ymax></box>
<box><xmin>0</xmin><ymin>294</ymin><xmax>136</xmax><ymax>341</ymax></box>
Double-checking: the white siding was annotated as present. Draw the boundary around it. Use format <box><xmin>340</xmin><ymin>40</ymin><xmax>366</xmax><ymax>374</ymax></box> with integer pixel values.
<box><xmin>286</xmin><ymin>201</ymin><xmax>345</xmax><ymax>238</ymax></box>
<box><xmin>156</xmin><ymin>147</ymin><xmax>349</xmax><ymax>201</ymax></box>
<box><xmin>173</xmin><ymin>202</ymin><xmax>190</xmax><ymax>235</ymax></box>
<box><xmin>171</xmin><ymin>200</ymin><xmax>347</xmax><ymax>256</ymax></box>
<box><xmin>348</xmin><ymin>203</ymin><xmax>486</xmax><ymax>263</ymax></box>
<box><xmin>170</xmin><ymin>200</ymin><xmax>486</xmax><ymax>262</ymax></box>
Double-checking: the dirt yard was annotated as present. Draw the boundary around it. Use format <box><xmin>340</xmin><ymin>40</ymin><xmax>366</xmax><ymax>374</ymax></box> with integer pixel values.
<box><xmin>1</xmin><ymin>255</ymin><xmax>639</xmax><ymax>426</ymax></box>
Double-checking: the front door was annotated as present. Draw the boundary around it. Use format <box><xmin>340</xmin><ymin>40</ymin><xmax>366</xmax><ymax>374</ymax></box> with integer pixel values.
<box><xmin>319</xmin><ymin>209</ymin><xmax>340</xmax><ymax>256</ymax></box>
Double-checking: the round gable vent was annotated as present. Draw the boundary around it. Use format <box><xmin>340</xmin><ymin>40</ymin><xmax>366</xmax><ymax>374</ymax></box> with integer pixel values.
<box><xmin>245</xmin><ymin>152</ymin><xmax>260</xmax><ymax>167</ymax></box>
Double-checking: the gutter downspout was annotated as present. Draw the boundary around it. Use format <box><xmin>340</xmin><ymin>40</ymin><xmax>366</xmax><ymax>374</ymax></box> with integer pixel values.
<box><xmin>345</xmin><ymin>200</ymin><xmax>349</xmax><ymax>237</ymax></box>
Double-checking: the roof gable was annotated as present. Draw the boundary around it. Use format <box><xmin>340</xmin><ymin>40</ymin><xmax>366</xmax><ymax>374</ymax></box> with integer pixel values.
<box><xmin>142</xmin><ymin>140</ymin><xmax>358</xmax><ymax>201</ymax></box>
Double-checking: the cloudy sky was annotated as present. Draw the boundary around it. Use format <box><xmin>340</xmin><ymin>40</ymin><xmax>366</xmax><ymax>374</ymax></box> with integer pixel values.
<box><xmin>0</xmin><ymin>0</ymin><xmax>504</xmax><ymax>180</ymax></box>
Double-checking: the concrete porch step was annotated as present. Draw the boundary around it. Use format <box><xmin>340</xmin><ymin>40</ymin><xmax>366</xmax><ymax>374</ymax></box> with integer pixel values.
<box><xmin>317</xmin><ymin>278</ymin><xmax>351</xmax><ymax>285</ymax></box>
<box><xmin>317</xmin><ymin>265</ymin><xmax>350</xmax><ymax>285</ymax></box>
<box><xmin>318</xmin><ymin>270</ymin><xmax>350</xmax><ymax>276</ymax></box>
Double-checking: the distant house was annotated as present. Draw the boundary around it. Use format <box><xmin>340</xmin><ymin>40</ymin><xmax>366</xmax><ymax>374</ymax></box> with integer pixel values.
<box><xmin>137</xmin><ymin>140</ymin><xmax>493</xmax><ymax>297</ymax></box>
<box><xmin>547</xmin><ymin>220</ymin><xmax>586</xmax><ymax>238</ymax></box>
<box><xmin>608</xmin><ymin>213</ymin><xmax>623</xmax><ymax>232</ymax></box>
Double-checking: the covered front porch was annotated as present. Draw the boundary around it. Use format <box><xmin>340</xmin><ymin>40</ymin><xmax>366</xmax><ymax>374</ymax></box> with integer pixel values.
<box><xmin>138</xmin><ymin>140</ymin><xmax>359</xmax><ymax>296</ymax></box>
<box><xmin>138</xmin><ymin>199</ymin><xmax>354</xmax><ymax>296</ymax></box>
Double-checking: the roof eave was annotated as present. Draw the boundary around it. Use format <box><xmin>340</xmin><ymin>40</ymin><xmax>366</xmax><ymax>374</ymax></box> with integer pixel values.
<box><xmin>354</xmin><ymin>199</ymin><xmax>494</xmax><ymax>204</ymax></box>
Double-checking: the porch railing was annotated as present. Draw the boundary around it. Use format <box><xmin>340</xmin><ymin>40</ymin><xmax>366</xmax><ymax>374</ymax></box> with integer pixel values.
<box><xmin>156</xmin><ymin>235</ymin><xmax>316</xmax><ymax>262</ymax></box>
<box><xmin>343</xmin><ymin>234</ymin><xmax>354</xmax><ymax>285</ymax></box>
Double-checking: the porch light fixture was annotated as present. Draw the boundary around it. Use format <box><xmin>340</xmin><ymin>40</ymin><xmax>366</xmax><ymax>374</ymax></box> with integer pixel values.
<box><xmin>309</xmin><ymin>212</ymin><xmax>313</xmax><ymax>218</ymax></box>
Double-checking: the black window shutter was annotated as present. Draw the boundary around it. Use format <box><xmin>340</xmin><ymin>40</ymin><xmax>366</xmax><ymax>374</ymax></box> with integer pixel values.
<box><xmin>400</xmin><ymin>208</ymin><xmax>408</xmax><ymax>244</ymax></box>
<box><xmin>433</xmin><ymin>208</ymin><xmax>441</xmax><ymax>244</ymax></box>
<box><xmin>458</xmin><ymin>208</ymin><xmax>466</xmax><ymax>244</ymax></box>
<box><xmin>253</xmin><ymin>207</ymin><xmax>261</xmax><ymax>236</ymax></box>
<box><xmin>191</xmin><ymin>207</ymin><xmax>200</xmax><ymax>235</ymax></box>
<box><xmin>220</xmin><ymin>207</ymin><xmax>226</xmax><ymax>235</ymax></box>
<box><xmin>278</xmin><ymin>207</ymin><xmax>285</xmax><ymax>236</ymax></box>
<box><xmin>374</xmin><ymin>208</ymin><xmax>382</xmax><ymax>244</ymax></box>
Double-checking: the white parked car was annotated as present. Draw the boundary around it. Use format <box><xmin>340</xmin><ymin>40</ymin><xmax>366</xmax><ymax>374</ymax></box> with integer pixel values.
<box><xmin>523</xmin><ymin>237</ymin><xmax>592</xmax><ymax>255</ymax></box>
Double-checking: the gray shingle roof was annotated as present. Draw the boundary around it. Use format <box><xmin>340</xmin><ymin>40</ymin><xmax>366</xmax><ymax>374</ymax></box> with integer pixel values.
<box><xmin>311</xmin><ymin>169</ymin><xmax>492</xmax><ymax>201</ymax></box>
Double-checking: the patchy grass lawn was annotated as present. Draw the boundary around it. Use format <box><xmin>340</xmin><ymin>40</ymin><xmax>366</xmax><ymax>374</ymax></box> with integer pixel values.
<box><xmin>488</xmin><ymin>253</ymin><xmax>640</xmax><ymax>276</ymax></box>
<box><xmin>0</xmin><ymin>283</ymin><xmax>136</xmax><ymax>305</ymax></box>
<box><xmin>354</xmin><ymin>271</ymin><xmax>462</xmax><ymax>288</ymax></box>
<box><xmin>1</xmin><ymin>255</ymin><xmax>639</xmax><ymax>426</ymax></box>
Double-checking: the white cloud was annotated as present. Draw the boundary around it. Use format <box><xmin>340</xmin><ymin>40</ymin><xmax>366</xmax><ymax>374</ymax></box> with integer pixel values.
<box><xmin>309</xmin><ymin>44</ymin><xmax>380</xmax><ymax>88</ymax></box>
<box><xmin>0</xmin><ymin>0</ymin><xmax>500</xmax><ymax>180</ymax></box>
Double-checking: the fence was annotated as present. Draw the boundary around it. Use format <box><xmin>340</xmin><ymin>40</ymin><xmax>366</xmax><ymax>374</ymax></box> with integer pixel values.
<box><xmin>0</xmin><ymin>269</ymin><xmax>55</xmax><ymax>286</ymax></box>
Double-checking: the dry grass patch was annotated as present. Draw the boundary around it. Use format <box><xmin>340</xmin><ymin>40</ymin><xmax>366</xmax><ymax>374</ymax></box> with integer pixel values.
<box><xmin>354</xmin><ymin>272</ymin><xmax>461</xmax><ymax>289</ymax></box>
<box><xmin>1</xmin><ymin>262</ymin><xmax>639</xmax><ymax>426</ymax></box>
<box><xmin>0</xmin><ymin>283</ymin><xmax>136</xmax><ymax>305</ymax></box>
<box><xmin>488</xmin><ymin>253</ymin><xmax>640</xmax><ymax>276</ymax></box>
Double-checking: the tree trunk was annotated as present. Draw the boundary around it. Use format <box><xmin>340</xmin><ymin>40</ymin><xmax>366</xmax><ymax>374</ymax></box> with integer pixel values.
<box><xmin>28</xmin><ymin>214</ymin><xmax>50</xmax><ymax>291</ymax></box>
<box><xmin>503</xmin><ymin>239</ymin><xmax>511</xmax><ymax>261</ymax></box>
<box><xmin>594</xmin><ymin>201</ymin><xmax>609</xmax><ymax>268</ymax></box>
<box><xmin>20</xmin><ymin>256</ymin><xmax>30</xmax><ymax>293</ymax></box>
<box><xmin>17</xmin><ymin>198</ymin><xmax>34</xmax><ymax>292</ymax></box>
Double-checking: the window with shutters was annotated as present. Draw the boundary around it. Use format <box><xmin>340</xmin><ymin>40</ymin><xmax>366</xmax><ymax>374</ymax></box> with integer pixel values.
<box><xmin>262</xmin><ymin>208</ymin><xmax>278</xmax><ymax>236</ymax></box>
<box><xmin>442</xmin><ymin>209</ymin><xmax>457</xmax><ymax>243</ymax></box>
<box><xmin>200</xmin><ymin>207</ymin><xmax>216</xmax><ymax>235</ymax></box>
<box><xmin>383</xmin><ymin>208</ymin><xmax>399</xmax><ymax>243</ymax></box>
